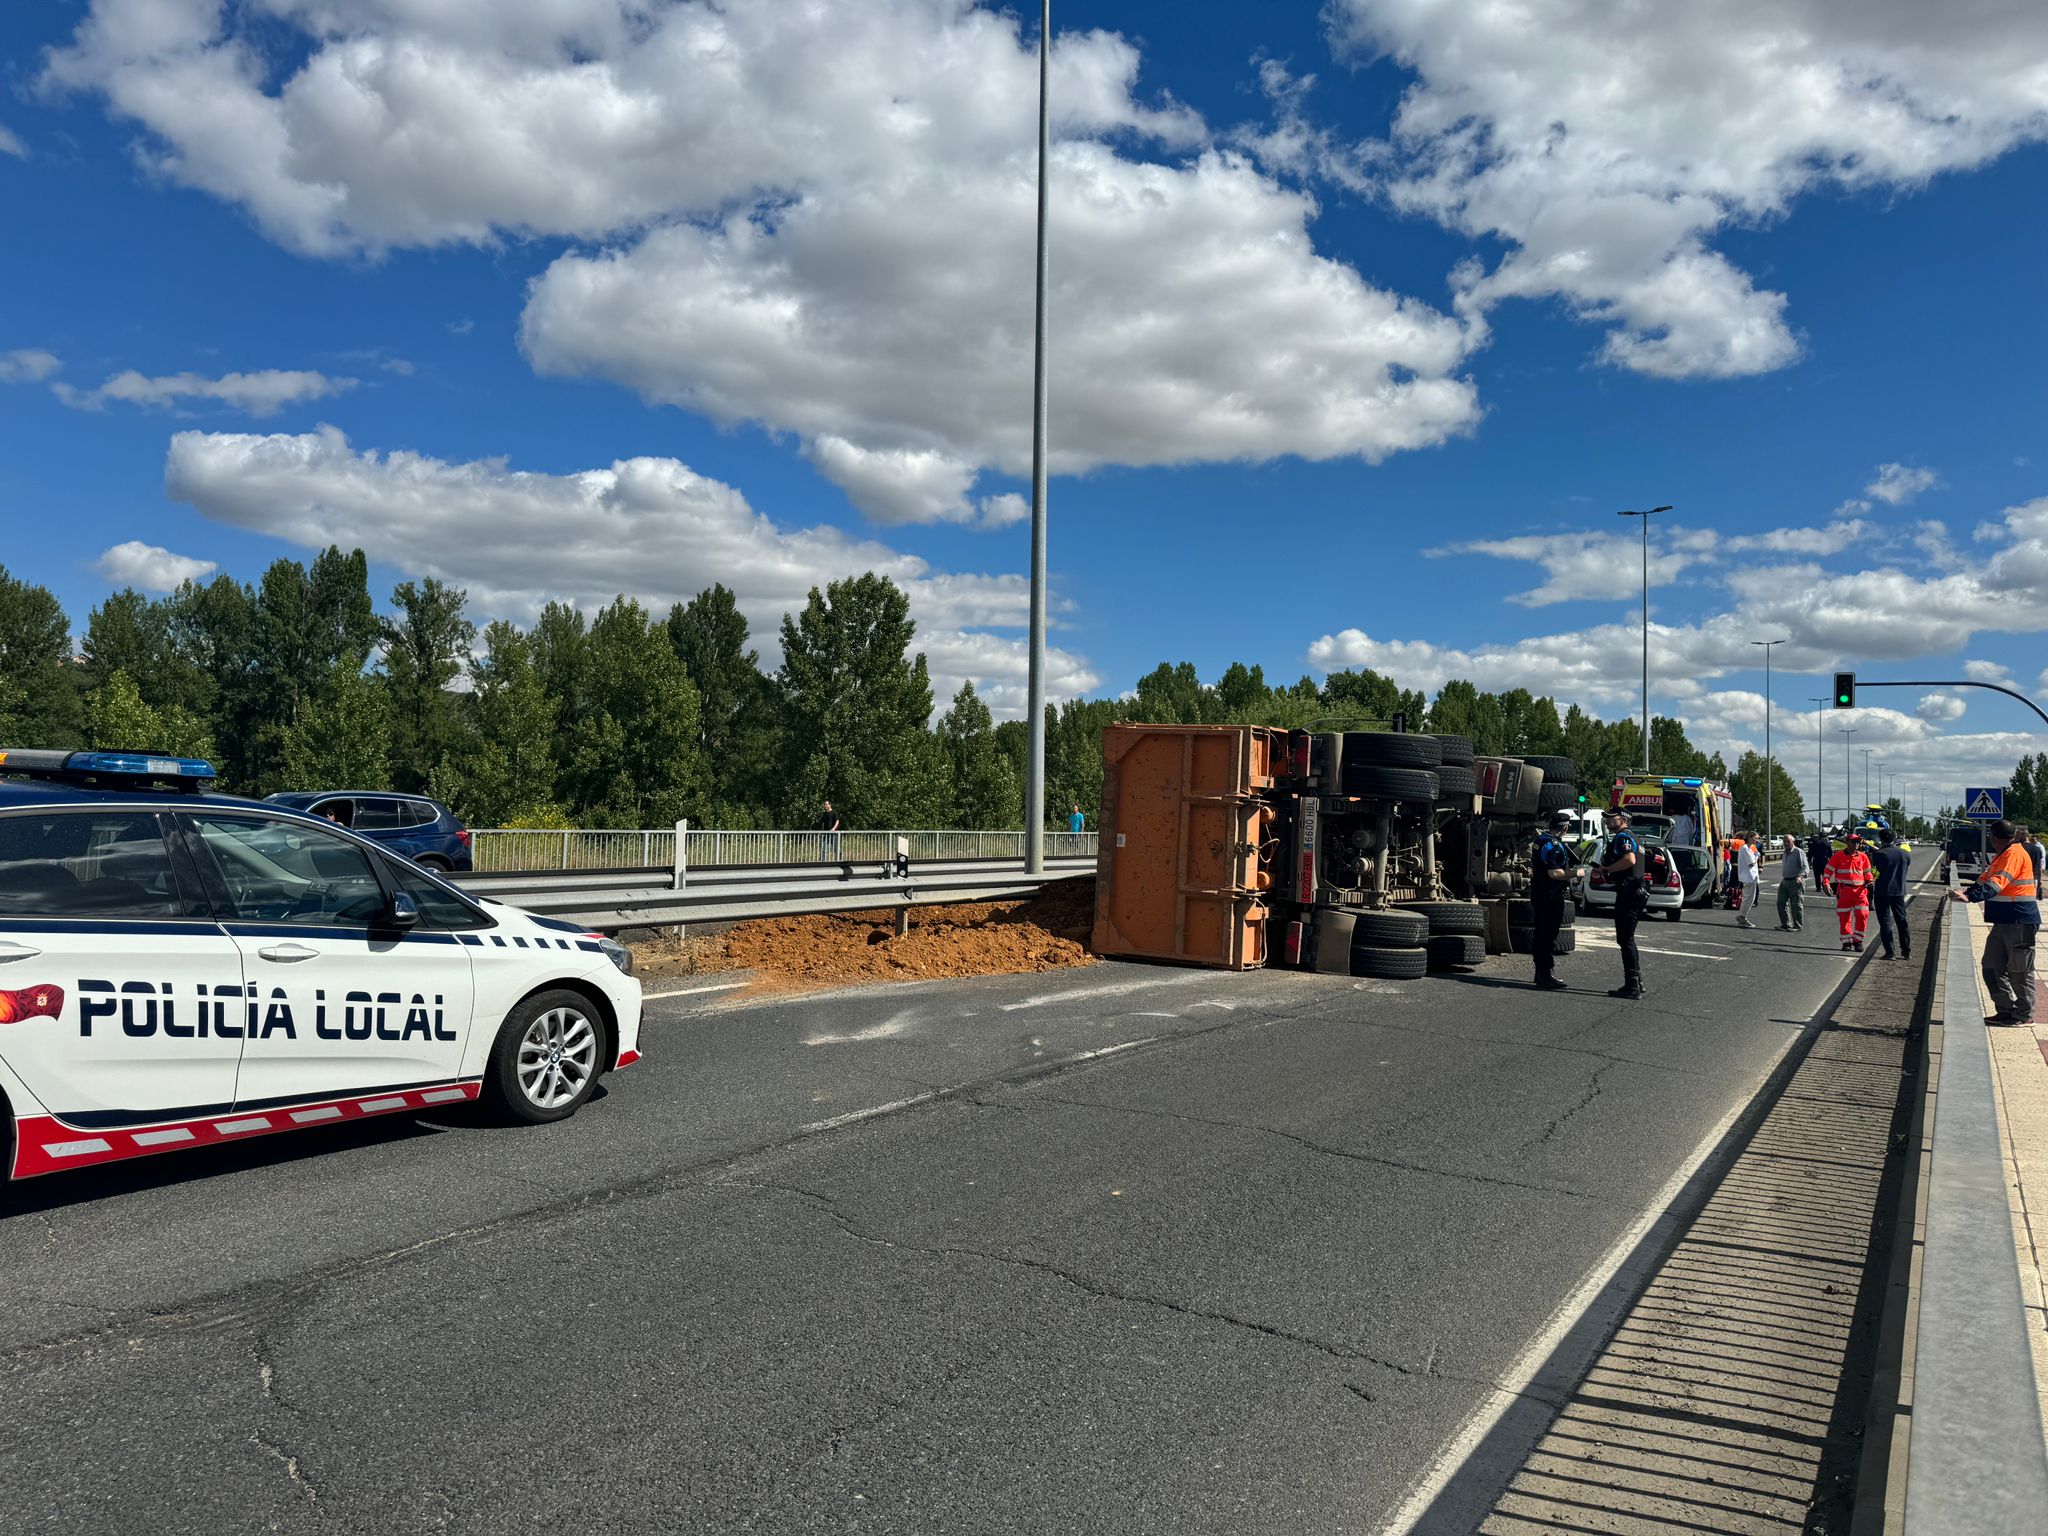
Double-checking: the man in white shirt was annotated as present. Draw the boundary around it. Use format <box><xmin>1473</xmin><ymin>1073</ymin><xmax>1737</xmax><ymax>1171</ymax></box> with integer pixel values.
<box><xmin>1670</xmin><ymin>810</ymin><xmax>1698</xmax><ymax>847</ymax></box>
<box><xmin>1735</xmin><ymin>838</ymin><xmax>1762</xmax><ymax>929</ymax></box>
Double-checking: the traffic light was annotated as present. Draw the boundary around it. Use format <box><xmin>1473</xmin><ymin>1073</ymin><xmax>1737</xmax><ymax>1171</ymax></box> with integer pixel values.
<box><xmin>1833</xmin><ymin>671</ymin><xmax>1855</xmax><ymax>708</ymax></box>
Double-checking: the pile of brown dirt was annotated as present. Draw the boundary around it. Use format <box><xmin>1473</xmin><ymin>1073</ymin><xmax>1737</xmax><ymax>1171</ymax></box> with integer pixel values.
<box><xmin>631</xmin><ymin>877</ymin><xmax>1098</xmax><ymax>997</ymax></box>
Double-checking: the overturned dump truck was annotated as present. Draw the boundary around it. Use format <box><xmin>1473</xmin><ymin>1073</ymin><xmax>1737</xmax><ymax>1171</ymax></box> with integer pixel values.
<box><xmin>1091</xmin><ymin>723</ymin><xmax>1584</xmax><ymax>979</ymax></box>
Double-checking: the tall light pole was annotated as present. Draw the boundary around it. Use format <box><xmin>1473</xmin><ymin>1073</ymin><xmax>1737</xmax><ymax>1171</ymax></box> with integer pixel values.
<box><xmin>1808</xmin><ymin>696</ymin><xmax>1828</xmax><ymax>829</ymax></box>
<box><xmin>1022</xmin><ymin>0</ymin><xmax>1051</xmax><ymax>873</ymax></box>
<box><xmin>1619</xmin><ymin>505</ymin><xmax>1673</xmax><ymax>770</ymax></box>
<box><xmin>1861</xmin><ymin>748</ymin><xmax>1874</xmax><ymax>807</ymax></box>
<box><xmin>1839</xmin><ymin>727</ymin><xmax>1857</xmax><ymax>827</ymax></box>
<box><xmin>1752</xmin><ymin>638</ymin><xmax>1785</xmax><ymax>834</ymax></box>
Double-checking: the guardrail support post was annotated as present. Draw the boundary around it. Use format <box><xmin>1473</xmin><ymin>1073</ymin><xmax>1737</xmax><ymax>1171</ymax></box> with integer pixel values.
<box><xmin>560</xmin><ymin>829</ymin><xmax>571</xmax><ymax>869</ymax></box>
<box><xmin>673</xmin><ymin>818</ymin><xmax>688</xmax><ymax>891</ymax></box>
<box><xmin>896</xmin><ymin>906</ymin><xmax>910</xmax><ymax>938</ymax></box>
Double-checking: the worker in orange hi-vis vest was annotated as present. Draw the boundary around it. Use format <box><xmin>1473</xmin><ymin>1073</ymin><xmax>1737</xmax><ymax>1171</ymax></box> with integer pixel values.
<box><xmin>1824</xmin><ymin>831</ymin><xmax>1876</xmax><ymax>952</ymax></box>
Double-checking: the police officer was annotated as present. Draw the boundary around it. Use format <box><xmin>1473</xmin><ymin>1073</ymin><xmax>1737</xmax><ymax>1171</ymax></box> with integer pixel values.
<box><xmin>1530</xmin><ymin>810</ymin><xmax>1575</xmax><ymax>990</ymax></box>
<box><xmin>1599</xmin><ymin>809</ymin><xmax>1645</xmax><ymax>999</ymax></box>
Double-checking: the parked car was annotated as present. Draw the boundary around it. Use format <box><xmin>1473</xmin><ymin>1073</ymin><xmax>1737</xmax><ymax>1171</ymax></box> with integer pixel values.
<box><xmin>265</xmin><ymin>791</ymin><xmax>473</xmax><ymax>872</ymax></box>
<box><xmin>1577</xmin><ymin>833</ymin><xmax>1688</xmax><ymax>921</ymax></box>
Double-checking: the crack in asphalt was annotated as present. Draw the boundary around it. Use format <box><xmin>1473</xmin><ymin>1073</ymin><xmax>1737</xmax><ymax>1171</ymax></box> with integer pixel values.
<box><xmin>1522</xmin><ymin>1060</ymin><xmax>1620</xmax><ymax>1151</ymax></box>
<box><xmin>729</xmin><ymin>1176</ymin><xmax>1426</xmax><ymax>1378</ymax></box>
<box><xmin>1003</xmin><ymin>1092</ymin><xmax>1603</xmax><ymax>1202</ymax></box>
<box><xmin>248</xmin><ymin>1429</ymin><xmax>320</xmax><ymax>1507</ymax></box>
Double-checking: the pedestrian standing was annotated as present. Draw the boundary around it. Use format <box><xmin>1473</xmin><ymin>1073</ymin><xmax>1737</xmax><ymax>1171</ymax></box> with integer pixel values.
<box><xmin>1735</xmin><ymin>838</ymin><xmax>1761</xmax><ymax>928</ymax></box>
<box><xmin>2019</xmin><ymin>825</ymin><xmax>2046</xmax><ymax>889</ymax></box>
<box><xmin>1529</xmin><ymin>811</ymin><xmax>1574</xmax><ymax>991</ymax></box>
<box><xmin>1599</xmin><ymin>810</ymin><xmax>1645</xmax><ymax>999</ymax></box>
<box><xmin>1950</xmin><ymin>819</ymin><xmax>2039</xmax><ymax>1024</ymax></box>
<box><xmin>816</xmin><ymin>799</ymin><xmax>842</xmax><ymax>861</ymax></box>
<box><xmin>1777</xmin><ymin>835</ymin><xmax>1807</xmax><ymax>931</ymax></box>
<box><xmin>1825</xmin><ymin>831</ymin><xmax>1875</xmax><ymax>952</ymax></box>
<box><xmin>1670</xmin><ymin>808</ymin><xmax>1697</xmax><ymax>848</ymax></box>
<box><xmin>1872</xmin><ymin>828</ymin><xmax>1912</xmax><ymax>960</ymax></box>
<box><xmin>1068</xmin><ymin>805</ymin><xmax>1086</xmax><ymax>834</ymax></box>
<box><xmin>1807</xmin><ymin>830</ymin><xmax>1833</xmax><ymax>888</ymax></box>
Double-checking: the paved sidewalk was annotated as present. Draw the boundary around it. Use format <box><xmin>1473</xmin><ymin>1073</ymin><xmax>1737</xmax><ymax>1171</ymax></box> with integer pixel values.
<box><xmin>1968</xmin><ymin>911</ymin><xmax>2048</xmax><ymax>1453</ymax></box>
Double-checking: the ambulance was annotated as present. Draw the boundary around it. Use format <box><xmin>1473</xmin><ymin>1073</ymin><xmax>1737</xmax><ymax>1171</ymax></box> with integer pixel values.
<box><xmin>1610</xmin><ymin>774</ymin><xmax>1735</xmax><ymax>906</ymax></box>
<box><xmin>0</xmin><ymin>750</ymin><xmax>641</xmax><ymax>1181</ymax></box>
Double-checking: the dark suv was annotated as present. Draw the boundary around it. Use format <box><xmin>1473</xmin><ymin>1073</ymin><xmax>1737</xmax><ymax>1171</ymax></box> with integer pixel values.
<box><xmin>265</xmin><ymin>791</ymin><xmax>473</xmax><ymax>872</ymax></box>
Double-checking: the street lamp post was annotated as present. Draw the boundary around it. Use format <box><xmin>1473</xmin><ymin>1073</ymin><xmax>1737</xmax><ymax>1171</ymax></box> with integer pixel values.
<box><xmin>1861</xmin><ymin>748</ymin><xmax>1874</xmax><ymax>807</ymax></box>
<box><xmin>1752</xmin><ymin>638</ymin><xmax>1786</xmax><ymax>835</ymax></box>
<box><xmin>1808</xmin><ymin>697</ymin><xmax>1827</xmax><ymax>830</ymax></box>
<box><xmin>1840</xmin><ymin>727</ymin><xmax>1857</xmax><ymax>826</ymax></box>
<box><xmin>1022</xmin><ymin>0</ymin><xmax>1051</xmax><ymax>874</ymax></box>
<box><xmin>1618</xmin><ymin>505</ymin><xmax>1673</xmax><ymax>770</ymax></box>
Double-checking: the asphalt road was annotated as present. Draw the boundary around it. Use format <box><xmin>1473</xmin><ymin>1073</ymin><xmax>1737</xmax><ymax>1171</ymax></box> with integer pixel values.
<box><xmin>0</xmin><ymin>866</ymin><xmax>1929</xmax><ymax>1534</ymax></box>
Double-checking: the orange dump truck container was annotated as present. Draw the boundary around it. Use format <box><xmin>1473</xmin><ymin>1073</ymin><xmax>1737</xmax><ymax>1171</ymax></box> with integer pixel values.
<box><xmin>1091</xmin><ymin>724</ymin><xmax>1280</xmax><ymax>969</ymax></box>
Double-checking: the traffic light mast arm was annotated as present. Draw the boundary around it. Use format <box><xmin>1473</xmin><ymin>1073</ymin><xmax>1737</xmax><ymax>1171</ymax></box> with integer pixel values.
<box><xmin>1848</xmin><ymin>679</ymin><xmax>2048</xmax><ymax>730</ymax></box>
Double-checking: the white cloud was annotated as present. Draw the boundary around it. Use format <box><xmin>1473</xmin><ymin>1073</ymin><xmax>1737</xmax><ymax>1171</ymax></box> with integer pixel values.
<box><xmin>46</xmin><ymin>0</ymin><xmax>1482</xmax><ymax>511</ymax></box>
<box><xmin>93</xmin><ymin>540</ymin><xmax>218</xmax><ymax>592</ymax></box>
<box><xmin>1309</xmin><ymin>492</ymin><xmax>2048</xmax><ymax>793</ymax></box>
<box><xmin>1916</xmin><ymin>693</ymin><xmax>1966</xmax><ymax>722</ymax></box>
<box><xmin>0</xmin><ymin>349</ymin><xmax>62</xmax><ymax>383</ymax></box>
<box><xmin>1914</xmin><ymin>519</ymin><xmax>1963</xmax><ymax>572</ymax></box>
<box><xmin>1963</xmin><ymin>659</ymin><xmax>2014</xmax><ymax>685</ymax></box>
<box><xmin>1322</xmin><ymin>0</ymin><xmax>2048</xmax><ymax>380</ymax></box>
<box><xmin>0</xmin><ymin>124</ymin><xmax>25</xmax><ymax>159</ymax></box>
<box><xmin>1722</xmin><ymin>519</ymin><xmax>1872</xmax><ymax>556</ymax></box>
<box><xmin>55</xmin><ymin>368</ymin><xmax>357</xmax><ymax>416</ymax></box>
<box><xmin>1429</xmin><ymin>526</ymin><xmax>1716</xmax><ymax>607</ymax></box>
<box><xmin>1867</xmin><ymin>463</ymin><xmax>1939</xmax><ymax>505</ymax></box>
<box><xmin>163</xmin><ymin>425</ymin><xmax>1097</xmax><ymax>716</ymax></box>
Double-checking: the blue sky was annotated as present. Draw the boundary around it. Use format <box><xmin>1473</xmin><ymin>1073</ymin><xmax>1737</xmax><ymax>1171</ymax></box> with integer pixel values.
<box><xmin>2</xmin><ymin>0</ymin><xmax>2045</xmax><ymax>817</ymax></box>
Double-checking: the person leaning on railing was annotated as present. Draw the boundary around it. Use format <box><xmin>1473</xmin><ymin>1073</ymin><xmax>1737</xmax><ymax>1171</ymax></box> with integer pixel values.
<box><xmin>1950</xmin><ymin>818</ymin><xmax>2039</xmax><ymax>1026</ymax></box>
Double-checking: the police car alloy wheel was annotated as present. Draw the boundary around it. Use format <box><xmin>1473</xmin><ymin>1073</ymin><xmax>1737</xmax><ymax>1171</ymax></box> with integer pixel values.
<box><xmin>489</xmin><ymin>989</ymin><xmax>604</xmax><ymax>1124</ymax></box>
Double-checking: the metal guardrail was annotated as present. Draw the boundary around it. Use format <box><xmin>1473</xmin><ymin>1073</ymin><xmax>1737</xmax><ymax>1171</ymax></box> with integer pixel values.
<box><xmin>1903</xmin><ymin>881</ymin><xmax>2048</xmax><ymax>1531</ymax></box>
<box><xmin>452</xmin><ymin>856</ymin><xmax>1097</xmax><ymax>931</ymax></box>
<box><xmin>469</xmin><ymin>827</ymin><xmax>1100</xmax><ymax>872</ymax></box>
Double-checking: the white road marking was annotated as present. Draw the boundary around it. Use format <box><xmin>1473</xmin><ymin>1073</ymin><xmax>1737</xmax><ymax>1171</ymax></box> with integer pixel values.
<box><xmin>805</xmin><ymin>1013</ymin><xmax>914</xmax><ymax>1046</ymax></box>
<box><xmin>1374</xmin><ymin>992</ymin><xmax>1830</xmax><ymax>1534</ymax></box>
<box><xmin>213</xmin><ymin>1116</ymin><xmax>272</xmax><ymax>1135</ymax></box>
<box><xmin>1000</xmin><ymin>973</ymin><xmax>1210</xmax><ymax>1012</ymax></box>
<box><xmin>131</xmin><ymin>1127</ymin><xmax>196</xmax><ymax>1147</ymax></box>
<box><xmin>1189</xmin><ymin>1000</ymin><xmax>1238</xmax><ymax>1012</ymax></box>
<box><xmin>792</xmin><ymin>1039</ymin><xmax>1157</xmax><ymax>1136</ymax></box>
<box><xmin>1572</xmin><ymin>934</ymin><xmax>1729</xmax><ymax>960</ymax></box>
<box><xmin>643</xmin><ymin>981</ymin><xmax>749</xmax><ymax>1001</ymax></box>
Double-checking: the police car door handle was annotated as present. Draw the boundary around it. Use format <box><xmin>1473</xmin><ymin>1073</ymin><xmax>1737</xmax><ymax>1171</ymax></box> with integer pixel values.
<box><xmin>0</xmin><ymin>940</ymin><xmax>39</xmax><ymax>963</ymax></box>
<box><xmin>257</xmin><ymin>943</ymin><xmax>320</xmax><ymax>963</ymax></box>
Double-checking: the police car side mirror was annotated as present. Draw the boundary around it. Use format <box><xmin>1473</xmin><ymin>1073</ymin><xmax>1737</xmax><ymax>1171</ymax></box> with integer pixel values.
<box><xmin>387</xmin><ymin>890</ymin><xmax>421</xmax><ymax>929</ymax></box>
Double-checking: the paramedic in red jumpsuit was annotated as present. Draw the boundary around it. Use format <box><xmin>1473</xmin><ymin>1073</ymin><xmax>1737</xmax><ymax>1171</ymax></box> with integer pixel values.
<box><xmin>1824</xmin><ymin>831</ymin><xmax>1875</xmax><ymax>952</ymax></box>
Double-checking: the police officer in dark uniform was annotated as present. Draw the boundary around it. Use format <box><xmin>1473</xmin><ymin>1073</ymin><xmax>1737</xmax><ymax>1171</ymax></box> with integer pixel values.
<box><xmin>1600</xmin><ymin>809</ymin><xmax>1645</xmax><ymax>999</ymax></box>
<box><xmin>1531</xmin><ymin>811</ymin><xmax>1575</xmax><ymax>990</ymax></box>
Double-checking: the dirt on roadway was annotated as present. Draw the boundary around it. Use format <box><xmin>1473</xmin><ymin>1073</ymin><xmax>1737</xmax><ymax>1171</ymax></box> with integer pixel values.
<box><xmin>632</xmin><ymin>876</ymin><xmax>1097</xmax><ymax>998</ymax></box>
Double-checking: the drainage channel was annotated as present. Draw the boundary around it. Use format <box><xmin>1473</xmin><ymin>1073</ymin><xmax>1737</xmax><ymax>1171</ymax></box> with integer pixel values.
<box><xmin>1460</xmin><ymin>910</ymin><xmax>1933</xmax><ymax>1535</ymax></box>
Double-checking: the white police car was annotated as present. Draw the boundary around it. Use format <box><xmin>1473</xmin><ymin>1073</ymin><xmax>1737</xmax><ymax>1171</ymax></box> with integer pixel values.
<box><xmin>0</xmin><ymin>750</ymin><xmax>641</xmax><ymax>1181</ymax></box>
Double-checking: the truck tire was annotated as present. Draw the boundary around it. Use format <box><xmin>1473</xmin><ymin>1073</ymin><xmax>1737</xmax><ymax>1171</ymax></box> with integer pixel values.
<box><xmin>1521</xmin><ymin>755</ymin><xmax>1578</xmax><ymax>782</ymax></box>
<box><xmin>1398</xmin><ymin>900</ymin><xmax>1485</xmax><ymax>936</ymax></box>
<box><xmin>1432</xmin><ymin>734</ymin><xmax>1476</xmax><ymax>765</ymax></box>
<box><xmin>1349</xmin><ymin>909</ymin><xmax>1430</xmax><ymax>948</ymax></box>
<box><xmin>1353</xmin><ymin>945</ymin><xmax>1428</xmax><ymax>980</ymax></box>
<box><xmin>1426</xmin><ymin>934</ymin><xmax>1486</xmax><ymax>969</ymax></box>
<box><xmin>1537</xmin><ymin>782</ymin><xmax>1581</xmax><ymax>811</ymax></box>
<box><xmin>1312</xmin><ymin>910</ymin><xmax>1357</xmax><ymax>974</ymax></box>
<box><xmin>1434</xmin><ymin>763</ymin><xmax>1478</xmax><ymax>799</ymax></box>
<box><xmin>1506</xmin><ymin>897</ymin><xmax>1534</xmax><ymax>926</ymax></box>
<box><xmin>1343</xmin><ymin>732</ymin><xmax>1443</xmax><ymax>769</ymax></box>
<box><xmin>1343</xmin><ymin>765</ymin><xmax>1440</xmax><ymax>802</ymax></box>
<box><xmin>1510</xmin><ymin>927</ymin><xmax>1577</xmax><ymax>956</ymax></box>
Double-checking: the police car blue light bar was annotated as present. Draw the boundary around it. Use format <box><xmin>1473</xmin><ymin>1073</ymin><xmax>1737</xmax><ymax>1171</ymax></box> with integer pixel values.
<box><xmin>0</xmin><ymin>748</ymin><xmax>217</xmax><ymax>781</ymax></box>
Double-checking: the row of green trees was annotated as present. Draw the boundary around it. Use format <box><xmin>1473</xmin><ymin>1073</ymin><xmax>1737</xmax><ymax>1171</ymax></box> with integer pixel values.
<box><xmin>2</xmin><ymin>550</ymin><xmax>1810</xmax><ymax>832</ymax></box>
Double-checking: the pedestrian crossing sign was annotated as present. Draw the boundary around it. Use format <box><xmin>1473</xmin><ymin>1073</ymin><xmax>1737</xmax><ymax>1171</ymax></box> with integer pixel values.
<box><xmin>1964</xmin><ymin>786</ymin><xmax>2004</xmax><ymax>820</ymax></box>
